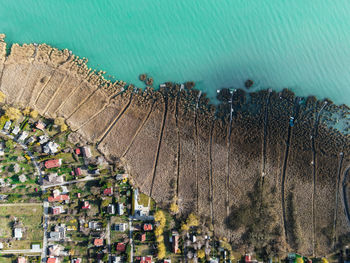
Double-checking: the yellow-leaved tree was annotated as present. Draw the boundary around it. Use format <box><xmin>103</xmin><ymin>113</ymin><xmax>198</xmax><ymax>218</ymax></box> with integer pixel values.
<box><xmin>157</xmin><ymin>243</ymin><xmax>166</xmax><ymax>259</ymax></box>
<box><xmin>0</xmin><ymin>91</ymin><xmax>5</xmax><ymax>103</ymax></box>
<box><xmin>296</xmin><ymin>257</ymin><xmax>304</xmax><ymax>263</ymax></box>
<box><xmin>5</xmin><ymin>107</ymin><xmax>22</xmax><ymax>121</ymax></box>
<box><xmin>54</xmin><ymin>117</ymin><xmax>67</xmax><ymax>132</ymax></box>
<box><xmin>197</xmin><ymin>249</ymin><xmax>205</xmax><ymax>259</ymax></box>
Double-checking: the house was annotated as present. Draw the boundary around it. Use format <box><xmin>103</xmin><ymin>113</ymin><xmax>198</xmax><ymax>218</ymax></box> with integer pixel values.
<box><xmin>26</xmin><ymin>136</ymin><xmax>35</xmax><ymax>145</ymax></box>
<box><xmin>39</xmin><ymin>135</ymin><xmax>49</xmax><ymax>144</ymax></box>
<box><xmin>44</xmin><ymin>173</ymin><xmax>65</xmax><ymax>185</ymax></box>
<box><xmin>116</xmin><ymin>242</ymin><xmax>126</xmax><ymax>252</ymax></box>
<box><xmin>3</xmin><ymin>121</ymin><xmax>11</xmax><ymax>130</ymax></box>
<box><xmin>71</xmin><ymin>259</ymin><xmax>81</xmax><ymax>263</ymax></box>
<box><xmin>48</xmin><ymin>244</ymin><xmax>63</xmax><ymax>257</ymax></box>
<box><xmin>52</xmin><ymin>206</ymin><xmax>64</xmax><ymax>215</ymax></box>
<box><xmin>94</xmin><ymin>238</ymin><xmax>104</xmax><ymax>247</ymax></box>
<box><xmin>45</xmin><ymin>159</ymin><xmax>62</xmax><ymax>169</ymax></box>
<box><xmin>75</xmin><ymin>148</ymin><xmax>81</xmax><ymax>155</ymax></box>
<box><xmin>14</xmin><ymin>227</ymin><xmax>23</xmax><ymax>240</ymax></box>
<box><xmin>31</xmin><ymin>244</ymin><xmax>41</xmax><ymax>252</ymax></box>
<box><xmin>43</xmin><ymin>141</ymin><xmax>59</xmax><ymax>154</ymax></box>
<box><xmin>139</xmin><ymin>256</ymin><xmax>153</xmax><ymax>263</ymax></box>
<box><xmin>82</xmin><ymin>146</ymin><xmax>92</xmax><ymax>158</ymax></box>
<box><xmin>36</xmin><ymin>121</ymin><xmax>46</xmax><ymax>130</ymax></box>
<box><xmin>164</xmin><ymin>260</ymin><xmax>171</xmax><ymax>263</ymax></box>
<box><xmin>0</xmin><ymin>242</ymin><xmax>3</xmax><ymax>249</ymax></box>
<box><xmin>18</xmin><ymin>131</ymin><xmax>29</xmax><ymax>142</ymax></box>
<box><xmin>112</xmin><ymin>257</ymin><xmax>122</xmax><ymax>263</ymax></box>
<box><xmin>0</xmin><ymin>142</ymin><xmax>4</xmax><ymax>156</ymax></box>
<box><xmin>47</xmin><ymin>257</ymin><xmax>59</xmax><ymax>263</ymax></box>
<box><xmin>103</xmin><ymin>187</ymin><xmax>113</xmax><ymax>196</ymax></box>
<box><xmin>88</xmin><ymin>221</ymin><xmax>102</xmax><ymax>231</ymax></box>
<box><xmin>140</xmin><ymin>233</ymin><xmax>146</xmax><ymax>242</ymax></box>
<box><xmin>12</xmin><ymin>126</ymin><xmax>20</xmax><ymax>135</ymax></box>
<box><xmin>61</xmin><ymin>186</ymin><xmax>69</xmax><ymax>194</ymax></box>
<box><xmin>53</xmin><ymin>189</ymin><xmax>61</xmax><ymax>198</ymax></box>
<box><xmin>114</xmin><ymin>223</ymin><xmax>127</xmax><ymax>232</ymax></box>
<box><xmin>172</xmin><ymin>231</ymin><xmax>179</xmax><ymax>253</ymax></box>
<box><xmin>49</xmin><ymin>224</ymin><xmax>66</xmax><ymax>241</ymax></box>
<box><xmin>17</xmin><ymin>257</ymin><xmax>27</xmax><ymax>263</ymax></box>
<box><xmin>48</xmin><ymin>195</ymin><xmax>69</xmax><ymax>202</ymax></box>
<box><xmin>82</xmin><ymin>201</ymin><xmax>91</xmax><ymax>209</ymax></box>
<box><xmin>143</xmin><ymin>224</ymin><xmax>153</xmax><ymax>231</ymax></box>
<box><xmin>116</xmin><ymin>173</ymin><xmax>128</xmax><ymax>181</ymax></box>
<box><xmin>117</xmin><ymin>203</ymin><xmax>124</xmax><ymax>216</ymax></box>
<box><xmin>133</xmin><ymin>189</ymin><xmax>150</xmax><ymax>217</ymax></box>
<box><xmin>75</xmin><ymin>167</ymin><xmax>82</xmax><ymax>176</ymax></box>
<box><xmin>107</xmin><ymin>204</ymin><xmax>115</xmax><ymax>214</ymax></box>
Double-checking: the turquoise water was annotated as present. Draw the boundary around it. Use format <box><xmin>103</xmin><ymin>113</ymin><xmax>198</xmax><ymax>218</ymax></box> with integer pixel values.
<box><xmin>1</xmin><ymin>0</ymin><xmax>350</xmax><ymax>105</ymax></box>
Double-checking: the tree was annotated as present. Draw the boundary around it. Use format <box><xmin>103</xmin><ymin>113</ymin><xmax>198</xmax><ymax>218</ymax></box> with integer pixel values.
<box><xmin>186</xmin><ymin>213</ymin><xmax>199</xmax><ymax>227</ymax></box>
<box><xmin>321</xmin><ymin>258</ymin><xmax>328</xmax><ymax>263</ymax></box>
<box><xmin>181</xmin><ymin>223</ymin><xmax>189</xmax><ymax>232</ymax></box>
<box><xmin>30</xmin><ymin>110</ymin><xmax>38</xmax><ymax>119</ymax></box>
<box><xmin>5</xmin><ymin>107</ymin><xmax>22</xmax><ymax>121</ymax></box>
<box><xmin>154</xmin><ymin>227</ymin><xmax>163</xmax><ymax>237</ymax></box>
<box><xmin>197</xmin><ymin>249</ymin><xmax>205</xmax><ymax>259</ymax></box>
<box><xmin>296</xmin><ymin>258</ymin><xmax>304</xmax><ymax>263</ymax></box>
<box><xmin>54</xmin><ymin>117</ymin><xmax>67</xmax><ymax>132</ymax></box>
<box><xmin>154</xmin><ymin>210</ymin><xmax>166</xmax><ymax>227</ymax></box>
<box><xmin>170</xmin><ymin>202</ymin><xmax>179</xmax><ymax>214</ymax></box>
<box><xmin>0</xmin><ymin>91</ymin><xmax>5</xmax><ymax>103</ymax></box>
<box><xmin>156</xmin><ymin>235</ymin><xmax>164</xmax><ymax>243</ymax></box>
<box><xmin>157</xmin><ymin>242</ymin><xmax>166</xmax><ymax>259</ymax></box>
<box><xmin>22</xmin><ymin>107</ymin><xmax>31</xmax><ymax>116</ymax></box>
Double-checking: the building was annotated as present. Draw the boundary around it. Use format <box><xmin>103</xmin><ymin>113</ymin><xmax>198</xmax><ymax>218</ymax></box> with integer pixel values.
<box><xmin>116</xmin><ymin>173</ymin><xmax>128</xmax><ymax>182</ymax></box>
<box><xmin>75</xmin><ymin>167</ymin><xmax>82</xmax><ymax>176</ymax></box>
<box><xmin>14</xmin><ymin>227</ymin><xmax>23</xmax><ymax>240</ymax></box>
<box><xmin>139</xmin><ymin>256</ymin><xmax>153</xmax><ymax>263</ymax></box>
<box><xmin>0</xmin><ymin>142</ymin><xmax>4</xmax><ymax>156</ymax></box>
<box><xmin>45</xmin><ymin>159</ymin><xmax>62</xmax><ymax>169</ymax></box>
<box><xmin>94</xmin><ymin>238</ymin><xmax>104</xmax><ymax>247</ymax></box>
<box><xmin>140</xmin><ymin>233</ymin><xmax>146</xmax><ymax>242</ymax></box>
<box><xmin>71</xmin><ymin>259</ymin><xmax>81</xmax><ymax>263</ymax></box>
<box><xmin>12</xmin><ymin>126</ymin><xmax>20</xmax><ymax>135</ymax></box>
<box><xmin>75</xmin><ymin>148</ymin><xmax>81</xmax><ymax>155</ymax></box>
<box><xmin>172</xmin><ymin>231</ymin><xmax>179</xmax><ymax>253</ymax></box>
<box><xmin>48</xmin><ymin>194</ymin><xmax>69</xmax><ymax>202</ymax></box>
<box><xmin>82</xmin><ymin>201</ymin><xmax>91</xmax><ymax>209</ymax></box>
<box><xmin>88</xmin><ymin>221</ymin><xmax>102</xmax><ymax>231</ymax></box>
<box><xmin>103</xmin><ymin>187</ymin><xmax>113</xmax><ymax>196</ymax></box>
<box><xmin>17</xmin><ymin>257</ymin><xmax>27</xmax><ymax>263</ymax></box>
<box><xmin>43</xmin><ymin>141</ymin><xmax>59</xmax><ymax>154</ymax></box>
<box><xmin>49</xmin><ymin>224</ymin><xmax>66</xmax><ymax>241</ymax></box>
<box><xmin>143</xmin><ymin>224</ymin><xmax>153</xmax><ymax>231</ymax></box>
<box><xmin>52</xmin><ymin>206</ymin><xmax>64</xmax><ymax>215</ymax></box>
<box><xmin>3</xmin><ymin>121</ymin><xmax>11</xmax><ymax>130</ymax></box>
<box><xmin>36</xmin><ymin>121</ymin><xmax>46</xmax><ymax>130</ymax></box>
<box><xmin>117</xmin><ymin>203</ymin><xmax>124</xmax><ymax>216</ymax></box>
<box><xmin>18</xmin><ymin>131</ymin><xmax>29</xmax><ymax>142</ymax></box>
<box><xmin>107</xmin><ymin>204</ymin><xmax>115</xmax><ymax>214</ymax></box>
<box><xmin>0</xmin><ymin>242</ymin><xmax>3</xmax><ymax>249</ymax></box>
<box><xmin>47</xmin><ymin>257</ymin><xmax>59</xmax><ymax>263</ymax></box>
<box><xmin>164</xmin><ymin>260</ymin><xmax>171</xmax><ymax>263</ymax></box>
<box><xmin>133</xmin><ymin>189</ymin><xmax>150</xmax><ymax>217</ymax></box>
<box><xmin>31</xmin><ymin>244</ymin><xmax>41</xmax><ymax>252</ymax></box>
<box><xmin>114</xmin><ymin>223</ymin><xmax>127</xmax><ymax>232</ymax></box>
<box><xmin>116</xmin><ymin>242</ymin><xmax>126</xmax><ymax>252</ymax></box>
<box><xmin>39</xmin><ymin>135</ymin><xmax>49</xmax><ymax>144</ymax></box>
<box><xmin>82</xmin><ymin>146</ymin><xmax>92</xmax><ymax>158</ymax></box>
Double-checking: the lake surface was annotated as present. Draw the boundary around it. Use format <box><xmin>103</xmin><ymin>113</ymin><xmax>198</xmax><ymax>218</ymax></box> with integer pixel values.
<box><xmin>1</xmin><ymin>0</ymin><xmax>350</xmax><ymax>105</ymax></box>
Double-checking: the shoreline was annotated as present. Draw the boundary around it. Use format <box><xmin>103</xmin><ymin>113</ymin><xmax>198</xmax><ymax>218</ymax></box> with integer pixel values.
<box><xmin>0</xmin><ymin>33</ymin><xmax>349</xmax><ymax>255</ymax></box>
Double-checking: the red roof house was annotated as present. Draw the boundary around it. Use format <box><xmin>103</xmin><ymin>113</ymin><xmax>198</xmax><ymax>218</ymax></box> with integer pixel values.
<box><xmin>94</xmin><ymin>238</ymin><xmax>103</xmax><ymax>247</ymax></box>
<box><xmin>52</xmin><ymin>206</ymin><xmax>63</xmax><ymax>215</ymax></box>
<box><xmin>103</xmin><ymin>187</ymin><xmax>113</xmax><ymax>196</ymax></box>
<box><xmin>75</xmin><ymin>167</ymin><xmax>81</xmax><ymax>176</ymax></box>
<box><xmin>17</xmin><ymin>257</ymin><xmax>27</xmax><ymax>263</ymax></box>
<box><xmin>143</xmin><ymin>224</ymin><xmax>153</xmax><ymax>231</ymax></box>
<box><xmin>48</xmin><ymin>195</ymin><xmax>70</xmax><ymax>202</ymax></box>
<box><xmin>116</xmin><ymin>242</ymin><xmax>126</xmax><ymax>252</ymax></box>
<box><xmin>35</xmin><ymin>121</ymin><xmax>46</xmax><ymax>130</ymax></box>
<box><xmin>140</xmin><ymin>256</ymin><xmax>153</xmax><ymax>263</ymax></box>
<box><xmin>47</xmin><ymin>258</ymin><xmax>57</xmax><ymax>263</ymax></box>
<box><xmin>75</xmin><ymin>148</ymin><xmax>81</xmax><ymax>155</ymax></box>
<box><xmin>140</xmin><ymin>233</ymin><xmax>146</xmax><ymax>242</ymax></box>
<box><xmin>172</xmin><ymin>234</ymin><xmax>179</xmax><ymax>253</ymax></box>
<box><xmin>82</xmin><ymin>201</ymin><xmax>91</xmax><ymax>209</ymax></box>
<box><xmin>45</xmin><ymin>159</ymin><xmax>62</xmax><ymax>169</ymax></box>
<box><xmin>245</xmin><ymin>254</ymin><xmax>252</xmax><ymax>263</ymax></box>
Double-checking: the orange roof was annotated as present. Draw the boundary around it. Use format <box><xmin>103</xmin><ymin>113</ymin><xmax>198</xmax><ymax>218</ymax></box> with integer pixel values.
<box><xmin>143</xmin><ymin>224</ymin><xmax>153</xmax><ymax>231</ymax></box>
<box><xmin>47</xmin><ymin>258</ymin><xmax>57</xmax><ymax>263</ymax></box>
<box><xmin>48</xmin><ymin>195</ymin><xmax>69</xmax><ymax>202</ymax></box>
<box><xmin>45</xmin><ymin>159</ymin><xmax>61</xmax><ymax>169</ymax></box>
<box><xmin>94</xmin><ymin>238</ymin><xmax>103</xmax><ymax>246</ymax></box>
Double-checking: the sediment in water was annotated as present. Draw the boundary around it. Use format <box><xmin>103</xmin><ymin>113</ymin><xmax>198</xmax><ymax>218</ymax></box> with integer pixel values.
<box><xmin>0</xmin><ymin>34</ymin><xmax>349</xmax><ymax>255</ymax></box>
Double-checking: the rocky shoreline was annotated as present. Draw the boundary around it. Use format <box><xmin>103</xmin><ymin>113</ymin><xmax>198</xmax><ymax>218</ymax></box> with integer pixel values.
<box><xmin>0</xmin><ymin>34</ymin><xmax>349</xmax><ymax>255</ymax></box>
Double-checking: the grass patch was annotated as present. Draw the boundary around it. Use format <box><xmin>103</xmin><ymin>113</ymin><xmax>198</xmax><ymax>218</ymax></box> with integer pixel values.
<box><xmin>0</xmin><ymin>204</ymin><xmax>43</xmax><ymax>250</ymax></box>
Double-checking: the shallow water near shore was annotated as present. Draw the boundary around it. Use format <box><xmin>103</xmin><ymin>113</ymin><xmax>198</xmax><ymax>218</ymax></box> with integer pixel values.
<box><xmin>1</xmin><ymin>0</ymin><xmax>350</xmax><ymax>105</ymax></box>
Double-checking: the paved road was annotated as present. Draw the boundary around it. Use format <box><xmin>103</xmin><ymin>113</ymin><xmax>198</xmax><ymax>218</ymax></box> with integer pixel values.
<box><xmin>128</xmin><ymin>218</ymin><xmax>133</xmax><ymax>263</ymax></box>
<box><xmin>42</xmin><ymin>175</ymin><xmax>99</xmax><ymax>189</ymax></box>
<box><xmin>0</xmin><ymin>249</ymin><xmax>42</xmax><ymax>254</ymax></box>
<box><xmin>41</xmin><ymin>201</ymin><xmax>49</xmax><ymax>262</ymax></box>
<box><xmin>0</xmin><ymin>202</ymin><xmax>42</xmax><ymax>206</ymax></box>
<box><xmin>107</xmin><ymin>220</ymin><xmax>111</xmax><ymax>263</ymax></box>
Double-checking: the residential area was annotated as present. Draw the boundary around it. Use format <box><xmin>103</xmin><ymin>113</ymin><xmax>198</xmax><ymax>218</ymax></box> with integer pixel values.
<box><xmin>0</xmin><ymin>106</ymin><xmax>347</xmax><ymax>263</ymax></box>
